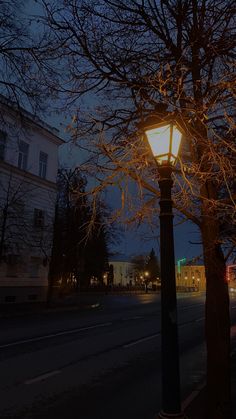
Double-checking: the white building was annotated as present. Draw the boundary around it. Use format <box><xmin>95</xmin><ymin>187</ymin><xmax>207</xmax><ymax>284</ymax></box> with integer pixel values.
<box><xmin>0</xmin><ymin>98</ymin><xmax>64</xmax><ymax>303</ymax></box>
<box><xmin>109</xmin><ymin>255</ymin><xmax>136</xmax><ymax>286</ymax></box>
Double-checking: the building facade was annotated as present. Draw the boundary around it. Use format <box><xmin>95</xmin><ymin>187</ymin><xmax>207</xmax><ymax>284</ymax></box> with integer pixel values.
<box><xmin>176</xmin><ymin>265</ymin><xmax>206</xmax><ymax>291</ymax></box>
<box><xmin>0</xmin><ymin>99</ymin><xmax>64</xmax><ymax>303</ymax></box>
<box><xmin>108</xmin><ymin>255</ymin><xmax>206</xmax><ymax>292</ymax></box>
<box><xmin>108</xmin><ymin>257</ymin><xmax>136</xmax><ymax>287</ymax></box>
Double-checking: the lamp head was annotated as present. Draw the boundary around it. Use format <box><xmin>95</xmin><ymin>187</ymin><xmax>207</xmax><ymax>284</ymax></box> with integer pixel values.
<box><xmin>141</xmin><ymin>115</ymin><xmax>183</xmax><ymax>166</ymax></box>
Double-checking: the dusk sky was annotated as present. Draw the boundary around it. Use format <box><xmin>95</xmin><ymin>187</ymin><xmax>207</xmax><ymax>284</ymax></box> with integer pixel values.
<box><xmin>24</xmin><ymin>0</ymin><xmax>203</xmax><ymax>263</ymax></box>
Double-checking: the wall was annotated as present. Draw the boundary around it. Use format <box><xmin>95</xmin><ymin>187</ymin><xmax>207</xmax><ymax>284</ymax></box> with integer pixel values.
<box><xmin>176</xmin><ymin>265</ymin><xmax>206</xmax><ymax>291</ymax></box>
<box><xmin>0</xmin><ymin>103</ymin><xmax>63</xmax><ymax>303</ymax></box>
<box><xmin>109</xmin><ymin>261</ymin><xmax>135</xmax><ymax>286</ymax></box>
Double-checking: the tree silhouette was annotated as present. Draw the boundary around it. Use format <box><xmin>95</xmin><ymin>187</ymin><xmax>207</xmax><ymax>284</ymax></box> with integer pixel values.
<box><xmin>0</xmin><ymin>1</ymin><xmax>50</xmax><ymax>113</ymax></box>
<box><xmin>145</xmin><ymin>248</ymin><xmax>160</xmax><ymax>282</ymax></box>
<box><xmin>37</xmin><ymin>1</ymin><xmax>235</xmax><ymax>416</ymax></box>
<box><xmin>49</xmin><ymin>168</ymin><xmax>111</xmax><ymax>292</ymax></box>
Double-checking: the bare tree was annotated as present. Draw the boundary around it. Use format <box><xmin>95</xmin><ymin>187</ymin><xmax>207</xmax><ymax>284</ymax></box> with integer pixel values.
<box><xmin>38</xmin><ymin>1</ymin><xmax>236</xmax><ymax>417</ymax></box>
<box><xmin>0</xmin><ymin>1</ymin><xmax>53</xmax><ymax>114</ymax></box>
<box><xmin>0</xmin><ymin>173</ymin><xmax>27</xmax><ymax>262</ymax></box>
<box><xmin>0</xmin><ymin>171</ymin><xmax>54</xmax><ymax>265</ymax></box>
<box><xmin>48</xmin><ymin>168</ymin><xmax>113</xmax><ymax>295</ymax></box>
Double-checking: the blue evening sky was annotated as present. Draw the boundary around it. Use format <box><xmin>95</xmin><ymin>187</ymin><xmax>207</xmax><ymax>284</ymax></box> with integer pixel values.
<box><xmin>24</xmin><ymin>0</ymin><xmax>203</xmax><ymax>263</ymax></box>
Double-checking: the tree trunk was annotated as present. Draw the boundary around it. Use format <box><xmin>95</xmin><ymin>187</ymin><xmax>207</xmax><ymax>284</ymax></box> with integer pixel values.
<box><xmin>201</xmin><ymin>209</ymin><xmax>231</xmax><ymax>418</ymax></box>
<box><xmin>189</xmin><ymin>27</ymin><xmax>230</xmax><ymax>415</ymax></box>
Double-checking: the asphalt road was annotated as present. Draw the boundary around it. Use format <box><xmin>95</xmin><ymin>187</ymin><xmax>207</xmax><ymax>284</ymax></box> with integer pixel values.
<box><xmin>0</xmin><ymin>292</ymin><xmax>236</xmax><ymax>419</ymax></box>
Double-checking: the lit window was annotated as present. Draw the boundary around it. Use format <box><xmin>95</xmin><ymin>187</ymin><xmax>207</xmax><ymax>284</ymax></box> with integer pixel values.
<box><xmin>18</xmin><ymin>141</ymin><xmax>29</xmax><ymax>170</ymax></box>
<box><xmin>0</xmin><ymin>130</ymin><xmax>7</xmax><ymax>160</ymax></box>
<box><xmin>39</xmin><ymin>151</ymin><xmax>48</xmax><ymax>179</ymax></box>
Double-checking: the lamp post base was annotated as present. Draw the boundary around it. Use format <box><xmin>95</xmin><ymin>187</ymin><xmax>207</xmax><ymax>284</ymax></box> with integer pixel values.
<box><xmin>158</xmin><ymin>410</ymin><xmax>187</xmax><ymax>419</ymax></box>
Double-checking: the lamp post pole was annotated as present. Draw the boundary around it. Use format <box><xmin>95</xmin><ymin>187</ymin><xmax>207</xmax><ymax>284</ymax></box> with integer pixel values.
<box><xmin>141</xmin><ymin>115</ymin><xmax>185</xmax><ymax>418</ymax></box>
<box><xmin>158</xmin><ymin>165</ymin><xmax>184</xmax><ymax>419</ymax></box>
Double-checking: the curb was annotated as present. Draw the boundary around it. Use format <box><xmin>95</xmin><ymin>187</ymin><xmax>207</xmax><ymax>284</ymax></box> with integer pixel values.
<box><xmin>182</xmin><ymin>346</ymin><xmax>236</xmax><ymax>418</ymax></box>
<box><xmin>181</xmin><ymin>381</ymin><xmax>206</xmax><ymax>412</ymax></box>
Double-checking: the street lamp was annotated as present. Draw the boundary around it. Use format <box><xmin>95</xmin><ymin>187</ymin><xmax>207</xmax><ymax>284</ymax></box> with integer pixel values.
<box><xmin>144</xmin><ymin>270</ymin><xmax>149</xmax><ymax>293</ymax></box>
<box><xmin>142</xmin><ymin>117</ymin><xmax>185</xmax><ymax>418</ymax></box>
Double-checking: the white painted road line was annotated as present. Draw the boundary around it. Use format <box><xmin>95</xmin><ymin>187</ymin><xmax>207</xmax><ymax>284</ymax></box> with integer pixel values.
<box><xmin>195</xmin><ymin>317</ymin><xmax>205</xmax><ymax>322</ymax></box>
<box><xmin>0</xmin><ymin>322</ymin><xmax>112</xmax><ymax>349</ymax></box>
<box><xmin>182</xmin><ymin>303</ymin><xmax>204</xmax><ymax>310</ymax></box>
<box><xmin>123</xmin><ymin>333</ymin><xmax>160</xmax><ymax>348</ymax></box>
<box><xmin>122</xmin><ymin>316</ymin><xmax>143</xmax><ymax>321</ymax></box>
<box><xmin>179</xmin><ymin>323</ymin><xmax>188</xmax><ymax>329</ymax></box>
<box><xmin>124</xmin><ymin>316</ymin><xmax>205</xmax><ymax>346</ymax></box>
<box><xmin>25</xmin><ymin>370</ymin><xmax>61</xmax><ymax>385</ymax></box>
<box><xmin>130</xmin><ymin>316</ymin><xmax>143</xmax><ymax>320</ymax></box>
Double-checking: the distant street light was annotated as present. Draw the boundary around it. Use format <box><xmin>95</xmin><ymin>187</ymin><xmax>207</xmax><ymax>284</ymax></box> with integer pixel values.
<box><xmin>144</xmin><ymin>271</ymin><xmax>149</xmax><ymax>293</ymax></box>
<box><xmin>142</xmin><ymin>116</ymin><xmax>185</xmax><ymax>418</ymax></box>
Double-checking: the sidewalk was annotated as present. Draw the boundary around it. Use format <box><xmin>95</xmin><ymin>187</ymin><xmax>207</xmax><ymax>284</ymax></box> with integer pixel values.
<box><xmin>185</xmin><ymin>349</ymin><xmax>236</xmax><ymax>418</ymax></box>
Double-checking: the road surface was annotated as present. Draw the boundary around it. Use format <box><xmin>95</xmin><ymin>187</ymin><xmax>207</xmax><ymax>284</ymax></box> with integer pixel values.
<box><xmin>0</xmin><ymin>292</ymin><xmax>236</xmax><ymax>418</ymax></box>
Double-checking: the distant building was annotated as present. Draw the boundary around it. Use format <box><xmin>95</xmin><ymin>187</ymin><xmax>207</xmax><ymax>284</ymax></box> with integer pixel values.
<box><xmin>0</xmin><ymin>98</ymin><xmax>64</xmax><ymax>303</ymax></box>
<box><xmin>227</xmin><ymin>264</ymin><xmax>236</xmax><ymax>292</ymax></box>
<box><xmin>176</xmin><ymin>265</ymin><xmax>206</xmax><ymax>291</ymax></box>
<box><xmin>108</xmin><ymin>255</ymin><xmax>135</xmax><ymax>286</ymax></box>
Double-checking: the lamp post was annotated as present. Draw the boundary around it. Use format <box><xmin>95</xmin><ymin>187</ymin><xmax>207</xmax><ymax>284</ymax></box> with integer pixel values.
<box><xmin>144</xmin><ymin>270</ymin><xmax>149</xmax><ymax>293</ymax></box>
<box><xmin>143</xmin><ymin>118</ymin><xmax>185</xmax><ymax>418</ymax></box>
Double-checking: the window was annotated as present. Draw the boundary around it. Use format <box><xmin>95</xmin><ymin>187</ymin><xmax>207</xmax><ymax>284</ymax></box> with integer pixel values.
<box><xmin>0</xmin><ymin>130</ymin><xmax>7</xmax><ymax>160</ymax></box>
<box><xmin>29</xmin><ymin>257</ymin><xmax>41</xmax><ymax>277</ymax></box>
<box><xmin>39</xmin><ymin>151</ymin><xmax>48</xmax><ymax>179</ymax></box>
<box><xmin>28</xmin><ymin>294</ymin><xmax>38</xmax><ymax>301</ymax></box>
<box><xmin>5</xmin><ymin>295</ymin><xmax>16</xmax><ymax>303</ymax></box>
<box><xmin>18</xmin><ymin>141</ymin><xmax>29</xmax><ymax>170</ymax></box>
<box><xmin>34</xmin><ymin>208</ymin><xmax>44</xmax><ymax>228</ymax></box>
<box><xmin>6</xmin><ymin>254</ymin><xmax>19</xmax><ymax>265</ymax></box>
<box><xmin>6</xmin><ymin>254</ymin><xmax>19</xmax><ymax>277</ymax></box>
